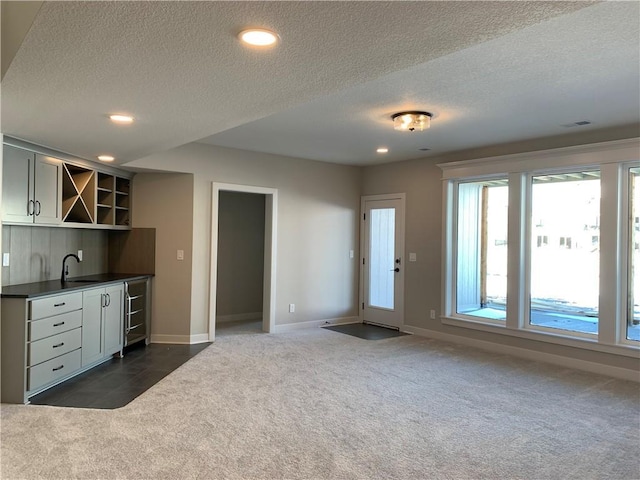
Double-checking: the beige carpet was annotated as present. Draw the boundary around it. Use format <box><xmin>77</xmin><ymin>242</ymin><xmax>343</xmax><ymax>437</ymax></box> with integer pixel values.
<box><xmin>1</xmin><ymin>326</ymin><xmax>639</xmax><ymax>479</ymax></box>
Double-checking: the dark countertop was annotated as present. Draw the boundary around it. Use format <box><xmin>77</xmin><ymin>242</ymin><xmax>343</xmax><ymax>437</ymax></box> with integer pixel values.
<box><xmin>1</xmin><ymin>273</ymin><xmax>153</xmax><ymax>298</ymax></box>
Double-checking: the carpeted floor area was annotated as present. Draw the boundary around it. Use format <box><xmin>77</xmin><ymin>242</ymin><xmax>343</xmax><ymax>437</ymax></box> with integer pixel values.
<box><xmin>1</xmin><ymin>326</ymin><xmax>638</xmax><ymax>479</ymax></box>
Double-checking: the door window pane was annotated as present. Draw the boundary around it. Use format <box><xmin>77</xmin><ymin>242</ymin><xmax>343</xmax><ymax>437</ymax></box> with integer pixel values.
<box><xmin>628</xmin><ymin>167</ymin><xmax>640</xmax><ymax>341</ymax></box>
<box><xmin>529</xmin><ymin>171</ymin><xmax>600</xmax><ymax>334</ymax></box>
<box><xmin>456</xmin><ymin>179</ymin><xmax>508</xmax><ymax>320</ymax></box>
<box><xmin>369</xmin><ymin>208</ymin><xmax>395</xmax><ymax>309</ymax></box>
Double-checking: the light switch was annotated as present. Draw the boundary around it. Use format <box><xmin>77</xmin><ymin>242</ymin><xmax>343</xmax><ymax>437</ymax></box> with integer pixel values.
<box><xmin>349</xmin><ymin>250</ymin><xmax>354</xmax><ymax>259</ymax></box>
<box><xmin>2</xmin><ymin>253</ymin><xmax>9</xmax><ymax>267</ymax></box>
<box><xmin>409</xmin><ymin>252</ymin><xmax>417</xmax><ymax>262</ymax></box>
<box><xmin>177</xmin><ymin>249</ymin><xmax>184</xmax><ymax>261</ymax></box>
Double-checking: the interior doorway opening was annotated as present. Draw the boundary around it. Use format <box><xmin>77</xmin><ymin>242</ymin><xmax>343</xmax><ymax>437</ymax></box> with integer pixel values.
<box><xmin>216</xmin><ymin>191</ymin><xmax>265</xmax><ymax>335</ymax></box>
<box><xmin>209</xmin><ymin>183</ymin><xmax>278</xmax><ymax>341</ymax></box>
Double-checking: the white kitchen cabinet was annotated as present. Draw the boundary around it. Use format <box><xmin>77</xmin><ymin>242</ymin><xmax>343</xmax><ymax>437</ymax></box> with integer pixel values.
<box><xmin>1</xmin><ymin>144</ymin><xmax>62</xmax><ymax>225</ymax></box>
<box><xmin>82</xmin><ymin>284</ymin><xmax>124</xmax><ymax>366</ymax></box>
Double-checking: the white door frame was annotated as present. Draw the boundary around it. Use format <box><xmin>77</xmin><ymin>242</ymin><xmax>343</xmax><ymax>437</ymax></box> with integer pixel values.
<box><xmin>209</xmin><ymin>183</ymin><xmax>278</xmax><ymax>341</ymax></box>
<box><xmin>359</xmin><ymin>193</ymin><xmax>406</xmax><ymax>328</ymax></box>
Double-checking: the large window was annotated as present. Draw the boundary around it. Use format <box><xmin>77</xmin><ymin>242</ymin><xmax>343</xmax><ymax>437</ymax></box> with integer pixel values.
<box><xmin>456</xmin><ymin>179</ymin><xmax>508</xmax><ymax>321</ymax></box>
<box><xmin>529</xmin><ymin>171</ymin><xmax>600</xmax><ymax>335</ymax></box>
<box><xmin>628</xmin><ymin>167</ymin><xmax>640</xmax><ymax>342</ymax></box>
<box><xmin>441</xmin><ymin>139</ymin><xmax>640</xmax><ymax>353</ymax></box>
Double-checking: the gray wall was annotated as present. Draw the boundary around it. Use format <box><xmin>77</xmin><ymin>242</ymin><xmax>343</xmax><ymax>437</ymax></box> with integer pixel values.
<box><xmin>127</xmin><ymin>142</ymin><xmax>361</xmax><ymax>338</ymax></box>
<box><xmin>131</xmin><ymin>172</ymin><xmax>194</xmax><ymax>339</ymax></box>
<box><xmin>1</xmin><ymin>225</ymin><xmax>108</xmax><ymax>286</ymax></box>
<box><xmin>216</xmin><ymin>191</ymin><xmax>265</xmax><ymax>319</ymax></box>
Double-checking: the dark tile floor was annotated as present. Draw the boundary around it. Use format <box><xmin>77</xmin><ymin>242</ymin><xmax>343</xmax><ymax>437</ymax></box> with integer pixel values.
<box><xmin>323</xmin><ymin>323</ymin><xmax>408</xmax><ymax>340</ymax></box>
<box><xmin>29</xmin><ymin>342</ymin><xmax>210</xmax><ymax>409</ymax></box>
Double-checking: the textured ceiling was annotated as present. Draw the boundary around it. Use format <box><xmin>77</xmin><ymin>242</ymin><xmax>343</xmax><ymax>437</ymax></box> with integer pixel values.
<box><xmin>1</xmin><ymin>1</ymin><xmax>637</xmax><ymax>167</ymax></box>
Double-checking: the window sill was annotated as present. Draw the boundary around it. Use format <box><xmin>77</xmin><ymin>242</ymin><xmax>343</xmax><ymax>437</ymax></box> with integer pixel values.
<box><xmin>442</xmin><ymin>316</ymin><xmax>640</xmax><ymax>359</ymax></box>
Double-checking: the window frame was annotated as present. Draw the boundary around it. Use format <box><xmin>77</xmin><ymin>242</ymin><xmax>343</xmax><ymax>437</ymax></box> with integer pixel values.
<box><xmin>440</xmin><ymin>139</ymin><xmax>640</xmax><ymax>357</ymax></box>
<box><xmin>450</xmin><ymin>176</ymin><xmax>510</xmax><ymax>326</ymax></box>
<box><xmin>523</xmin><ymin>168</ymin><xmax>602</xmax><ymax>340</ymax></box>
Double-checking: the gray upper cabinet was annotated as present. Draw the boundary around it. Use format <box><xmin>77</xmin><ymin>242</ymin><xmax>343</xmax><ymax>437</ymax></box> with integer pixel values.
<box><xmin>2</xmin><ymin>140</ymin><xmax>132</xmax><ymax>230</ymax></box>
<box><xmin>2</xmin><ymin>145</ymin><xmax>62</xmax><ymax>225</ymax></box>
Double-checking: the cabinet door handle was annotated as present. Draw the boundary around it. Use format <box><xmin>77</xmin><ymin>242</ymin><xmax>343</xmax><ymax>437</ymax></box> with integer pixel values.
<box><xmin>53</xmin><ymin>302</ymin><xmax>66</xmax><ymax>307</ymax></box>
<box><xmin>35</xmin><ymin>200</ymin><xmax>42</xmax><ymax>216</ymax></box>
<box><xmin>106</xmin><ymin>293</ymin><xmax>111</xmax><ymax>307</ymax></box>
<box><xmin>52</xmin><ymin>365</ymin><xmax>64</xmax><ymax>372</ymax></box>
<box><xmin>53</xmin><ymin>321</ymin><xmax>65</xmax><ymax>327</ymax></box>
<box><xmin>52</xmin><ymin>342</ymin><xmax>64</xmax><ymax>348</ymax></box>
<box><xmin>27</xmin><ymin>200</ymin><xmax>35</xmax><ymax>216</ymax></box>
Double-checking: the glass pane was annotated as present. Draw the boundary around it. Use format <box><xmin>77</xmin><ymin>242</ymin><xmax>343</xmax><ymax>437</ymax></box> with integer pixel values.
<box><xmin>628</xmin><ymin>167</ymin><xmax>640</xmax><ymax>341</ymax></box>
<box><xmin>369</xmin><ymin>208</ymin><xmax>395</xmax><ymax>309</ymax></box>
<box><xmin>456</xmin><ymin>179</ymin><xmax>508</xmax><ymax>320</ymax></box>
<box><xmin>530</xmin><ymin>171</ymin><xmax>600</xmax><ymax>334</ymax></box>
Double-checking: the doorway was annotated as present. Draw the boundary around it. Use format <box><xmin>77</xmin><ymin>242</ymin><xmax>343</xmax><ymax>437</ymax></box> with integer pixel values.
<box><xmin>360</xmin><ymin>194</ymin><xmax>405</xmax><ymax>329</ymax></box>
<box><xmin>209</xmin><ymin>183</ymin><xmax>278</xmax><ymax>341</ymax></box>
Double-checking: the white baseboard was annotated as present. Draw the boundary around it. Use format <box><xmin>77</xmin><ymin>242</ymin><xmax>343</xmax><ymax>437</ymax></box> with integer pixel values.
<box><xmin>216</xmin><ymin>312</ymin><xmax>262</xmax><ymax>324</ymax></box>
<box><xmin>150</xmin><ymin>333</ymin><xmax>210</xmax><ymax>345</ymax></box>
<box><xmin>403</xmin><ymin>325</ymin><xmax>640</xmax><ymax>382</ymax></box>
<box><xmin>275</xmin><ymin>316</ymin><xmax>360</xmax><ymax>333</ymax></box>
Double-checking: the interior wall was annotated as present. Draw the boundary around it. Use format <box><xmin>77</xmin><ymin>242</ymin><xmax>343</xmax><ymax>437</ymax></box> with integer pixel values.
<box><xmin>131</xmin><ymin>172</ymin><xmax>194</xmax><ymax>341</ymax></box>
<box><xmin>1</xmin><ymin>226</ymin><xmax>108</xmax><ymax>286</ymax></box>
<box><xmin>216</xmin><ymin>191</ymin><xmax>265</xmax><ymax>320</ymax></box>
<box><xmin>361</xmin><ymin>139</ymin><xmax>640</xmax><ymax>372</ymax></box>
<box><xmin>126</xmin><ymin>143</ymin><xmax>361</xmax><ymax>337</ymax></box>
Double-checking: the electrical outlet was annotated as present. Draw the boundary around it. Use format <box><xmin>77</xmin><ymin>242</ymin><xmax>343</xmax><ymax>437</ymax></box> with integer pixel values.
<box><xmin>430</xmin><ymin>309</ymin><xmax>436</xmax><ymax>320</ymax></box>
<box><xmin>349</xmin><ymin>250</ymin><xmax>354</xmax><ymax>259</ymax></box>
<box><xmin>77</xmin><ymin>250</ymin><xmax>83</xmax><ymax>261</ymax></box>
<box><xmin>2</xmin><ymin>253</ymin><xmax>9</xmax><ymax>267</ymax></box>
<box><xmin>289</xmin><ymin>303</ymin><xmax>295</xmax><ymax>313</ymax></box>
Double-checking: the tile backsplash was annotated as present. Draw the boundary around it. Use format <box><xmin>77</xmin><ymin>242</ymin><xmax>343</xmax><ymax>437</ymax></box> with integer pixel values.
<box><xmin>1</xmin><ymin>226</ymin><xmax>108</xmax><ymax>286</ymax></box>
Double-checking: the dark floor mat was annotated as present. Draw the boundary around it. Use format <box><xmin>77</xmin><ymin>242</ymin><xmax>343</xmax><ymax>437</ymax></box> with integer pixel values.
<box><xmin>323</xmin><ymin>323</ymin><xmax>408</xmax><ymax>340</ymax></box>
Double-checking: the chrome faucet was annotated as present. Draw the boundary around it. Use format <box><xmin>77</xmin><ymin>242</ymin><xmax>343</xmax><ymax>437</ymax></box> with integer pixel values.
<box><xmin>61</xmin><ymin>253</ymin><xmax>80</xmax><ymax>283</ymax></box>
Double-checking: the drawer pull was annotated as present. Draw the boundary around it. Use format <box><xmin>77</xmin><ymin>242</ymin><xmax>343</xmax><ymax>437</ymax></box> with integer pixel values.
<box><xmin>52</xmin><ymin>365</ymin><xmax>64</xmax><ymax>372</ymax></box>
<box><xmin>53</xmin><ymin>302</ymin><xmax>66</xmax><ymax>307</ymax></box>
<box><xmin>52</xmin><ymin>342</ymin><xmax>65</xmax><ymax>348</ymax></box>
<box><xmin>53</xmin><ymin>321</ymin><xmax>66</xmax><ymax>327</ymax></box>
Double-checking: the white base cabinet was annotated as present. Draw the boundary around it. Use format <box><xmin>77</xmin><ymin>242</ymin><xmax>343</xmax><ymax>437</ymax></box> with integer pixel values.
<box><xmin>1</xmin><ymin>283</ymin><xmax>125</xmax><ymax>404</ymax></box>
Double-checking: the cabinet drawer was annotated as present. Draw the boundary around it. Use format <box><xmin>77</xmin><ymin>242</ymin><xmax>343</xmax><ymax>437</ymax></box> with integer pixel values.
<box><xmin>29</xmin><ymin>328</ymin><xmax>82</xmax><ymax>366</ymax></box>
<box><xmin>30</xmin><ymin>292</ymin><xmax>82</xmax><ymax>320</ymax></box>
<box><xmin>29</xmin><ymin>310</ymin><xmax>82</xmax><ymax>341</ymax></box>
<box><xmin>28</xmin><ymin>349</ymin><xmax>81</xmax><ymax>392</ymax></box>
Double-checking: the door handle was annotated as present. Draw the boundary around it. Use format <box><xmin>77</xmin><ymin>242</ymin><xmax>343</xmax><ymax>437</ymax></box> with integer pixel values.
<box><xmin>390</xmin><ymin>267</ymin><xmax>400</xmax><ymax>272</ymax></box>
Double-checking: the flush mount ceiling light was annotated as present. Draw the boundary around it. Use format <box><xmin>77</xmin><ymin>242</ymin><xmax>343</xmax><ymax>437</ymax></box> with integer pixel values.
<box><xmin>392</xmin><ymin>111</ymin><xmax>432</xmax><ymax>132</ymax></box>
<box><xmin>376</xmin><ymin>147</ymin><xmax>389</xmax><ymax>154</ymax></box>
<box><xmin>97</xmin><ymin>155</ymin><xmax>115</xmax><ymax>162</ymax></box>
<box><xmin>238</xmin><ymin>28</ymin><xmax>280</xmax><ymax>47</ymax></box>
<box><xmin>109</xmin><ymin>114</ymin><xmax>134</xmax><ymax>124</ymax></box>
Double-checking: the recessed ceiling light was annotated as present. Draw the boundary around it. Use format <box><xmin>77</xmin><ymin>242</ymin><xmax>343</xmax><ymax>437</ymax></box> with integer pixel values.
<box><xmin>98</xmin><ymin>155</ymin><xmax>115</xmax><ymax>162</ymax></box>
<box><xmin>109</xmin><ymin>114</ymin><xmax>134</xmax><ymax>124</ymax></box>
<box><xmin>238</xmin><ymin>28</ymin><xmax>279</xmax><ymax>47</ymax></box>
<box><xmin>376</xmin><ymin>147</ymin><xmax>389</xmax><ymax>154</ymax></box>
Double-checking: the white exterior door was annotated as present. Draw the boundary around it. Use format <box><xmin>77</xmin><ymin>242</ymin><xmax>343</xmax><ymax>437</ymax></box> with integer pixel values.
<box><xmin>361</xmin><ymin>194</ymin><xmax>405</xmax><ymax>329</ymax></box>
